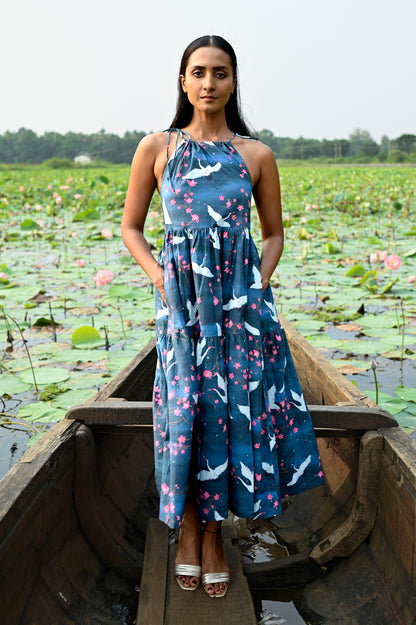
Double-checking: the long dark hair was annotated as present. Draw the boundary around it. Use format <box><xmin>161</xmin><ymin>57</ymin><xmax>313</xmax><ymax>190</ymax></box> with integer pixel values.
<box><xmin>170</xmin><ymin>35</ymin><xmax>252</xmax><ymax>136</ymax></box>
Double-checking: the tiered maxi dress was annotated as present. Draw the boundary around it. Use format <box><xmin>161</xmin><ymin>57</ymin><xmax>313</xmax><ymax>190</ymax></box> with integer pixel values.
<box><xmin>153</xmin><ymin>129</ymin><xmax>325</xmax><ymax>528</ymax></box>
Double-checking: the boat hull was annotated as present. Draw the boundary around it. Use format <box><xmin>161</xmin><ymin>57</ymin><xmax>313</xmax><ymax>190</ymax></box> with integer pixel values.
<box><xmin>0</xmin><ymin>319</ymin><xmax>415</xmax><ymax>624</ymax></box>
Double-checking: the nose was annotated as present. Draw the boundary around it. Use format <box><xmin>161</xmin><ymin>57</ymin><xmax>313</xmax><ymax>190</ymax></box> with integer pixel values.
<box><xmin>203</xmin><ymin>72</ymin><xmax>215</xmax><ymax>90</ymax></box>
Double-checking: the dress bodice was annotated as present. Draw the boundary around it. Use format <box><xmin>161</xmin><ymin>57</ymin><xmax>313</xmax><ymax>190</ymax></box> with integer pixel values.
<box><xmin>160</xmin><ymin>129</ymin><xmax>252</xmax><ymax>230</ymax></box>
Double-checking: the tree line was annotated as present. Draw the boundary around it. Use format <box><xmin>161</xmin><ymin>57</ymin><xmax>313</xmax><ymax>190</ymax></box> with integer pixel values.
<box><xmin>0</xmin><ymin>127</ymin><xmax>415</xmax><ymax>165</ymax></box>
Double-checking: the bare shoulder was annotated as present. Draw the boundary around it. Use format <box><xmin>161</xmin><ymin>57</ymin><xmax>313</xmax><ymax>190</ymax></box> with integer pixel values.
<box><xmin>133</xmin><ymin>132</ymin><xmax>168</xmax><ymax>160</ymax></box>
<box><xmin>233</xmin><ymin>136</ymin><xmax>277</xmax><ymax>186</ymax></box>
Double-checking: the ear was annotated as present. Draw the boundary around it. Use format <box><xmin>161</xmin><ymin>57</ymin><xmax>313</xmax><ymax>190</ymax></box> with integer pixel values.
<box><xmin>180</xmin><ymin>74</ymin><xmax>187</xmax><ymax>93</ymax></box>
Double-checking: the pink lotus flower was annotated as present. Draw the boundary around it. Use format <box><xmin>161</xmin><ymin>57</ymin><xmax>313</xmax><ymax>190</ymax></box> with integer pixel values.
<box><xmin>93</xmin><ymin>269</ymin><xmax>114</xmax><ymax>286</ymax></box>
<box><xmin>66</xmin><ymin>177</ymin><xmax>73</xmax><ymax>183</ymax></box>
<box><xmin>384</xmin><ymin>254</ymin><xmax>401</xmax><ymax>270</ymax></box>
<box><xmin>148</xmin><ymin>211</ymin><xmax>159</xmax><ymax>219</ymax></box>
<box><xmin>47</xmin><ymin>184</ymin><xmax>53</xmax><ymax>190</ymax></box>
<box><xmin>101</xmin><ymin>228</ymin><xmax>113</xmax><ymax>239</ymax></box>
<box><xmin>36</xmin><ymin>219</ymin><xmax>45</xmax><ymax>228</ymax></box>
<box><xmin>0</xmin><ymin>272</ymin><xmax>8</xmax><ymax>281</ymax></box>
<box><xmin>77</xmin><ymin>259</ymin><xmax>85</xmax><ymax>267</ymax></box>
<box><xmin>305</xmin><ymin>203</ymin><xmax>312</xmax><ymax>211</ymax></box>
<box><xmin>55</xmin><ymin>195</ymin><xmax>62</xmax><ymax>205</ymax></box>
<box><xmin>371</xmin><ymin>249</ymin><xmax>388</xmax><ymax>263</ymax></box>
<box><xmin>408</xmin><ymin>275</ymin><xmax>416</xmax><ymax>284</ymax></box>
<box><xmin>74</xmin><ymin>193</ymin><xmax>82</xmax><ymax>200</ymax></box>
<box><xmin>72</xmin><ymin>232</ymin><xmax>78</xmax><ymax>238</ymax></box>
<box><xmin>19</xmin><ymin>185</ymin><xmax>25</xmax><ymax>192</ymax></box>
<box><xmin>60</xmin><ymin>185</ymin><xmax>70</xmax><ymax>191</ymax></box>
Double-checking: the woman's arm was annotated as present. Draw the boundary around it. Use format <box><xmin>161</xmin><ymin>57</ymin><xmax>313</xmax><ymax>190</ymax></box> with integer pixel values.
<box><xmin>121</xmin><ymin>134</ymin><xmax>167</xmax><ymax>302</ymax></box>
<box><xmin>252</xmin><ymin>144</ymin><xmax>284</xmax><ymax>290</ymax></box>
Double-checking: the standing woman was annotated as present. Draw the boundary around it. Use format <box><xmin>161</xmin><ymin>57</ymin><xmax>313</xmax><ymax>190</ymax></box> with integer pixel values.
<box><xmin>122</xmin><ymin>35</ymin><xmax>324</xmax><ymax>598</ymax></box>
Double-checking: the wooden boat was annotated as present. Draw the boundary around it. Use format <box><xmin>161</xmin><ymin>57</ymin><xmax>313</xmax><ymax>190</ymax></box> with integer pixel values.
<box><xmin>0</xmin><ymin>314</ymin><xmax>415</xmax><ymax>625</ymax></box>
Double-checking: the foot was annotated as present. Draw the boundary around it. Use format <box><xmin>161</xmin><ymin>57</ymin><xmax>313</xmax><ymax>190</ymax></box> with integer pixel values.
<box><xmin>174</xmin><ymin>503</ymin><xmax>202</xmax><ymax>590</ymax></box>
<box><xmin>201</xmin><ymin>522</ymin><xmax>230</xmax><ymax>597</ymax></box>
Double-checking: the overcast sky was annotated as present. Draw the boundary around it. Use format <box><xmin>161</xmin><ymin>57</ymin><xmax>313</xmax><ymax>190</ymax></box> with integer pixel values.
<box><xmin>0</xmin><ymin>0</ymin><xmax>414</xmax><ymax>142</ymax></box>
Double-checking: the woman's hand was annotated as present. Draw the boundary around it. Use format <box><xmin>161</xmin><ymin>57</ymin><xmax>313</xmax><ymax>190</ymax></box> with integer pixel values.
<box><xmin>260</xmin><ymin>269</ymin><xmax>270</xmax><ymax>292</ymax></box>
<box><xmin>150</xmin><ymin>261</ymin><xmax>166</xmax><ymax>303</ymax></box>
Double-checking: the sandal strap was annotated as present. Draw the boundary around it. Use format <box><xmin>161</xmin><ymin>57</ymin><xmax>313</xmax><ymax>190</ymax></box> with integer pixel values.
<box><xmin>202</xmin><ymin>572</ymin><xmax>230</xmax><ymax>585</ymax></box>
<box><xmin>204</xmin><ymin>528</ymin><xmax>221</xmax><ymax>534</ymax></box>
<box><xmin>174</xmin><ymin>564</ymin><xmax>202</xmax><ymax>577</ymax></box>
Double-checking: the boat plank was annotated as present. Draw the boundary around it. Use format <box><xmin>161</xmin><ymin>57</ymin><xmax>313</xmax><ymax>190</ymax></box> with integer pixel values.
<box><xmin>66</xmin><ymin>400</ymin><xmax>397</xmax><ymax>431</ymax></box>
<box><xmin>377</xmin><ymin>451</ymin><xmax>416</xmax><ymax>583</ymax></box>
<box><xmin>165</xmin><ymin>540</ymin><xmax>257</xmax><ymax>625</ymax></box>
<box><xmin>136</xmin><ymin>518</ymin><xmax>169</xmax><ymax>625</ymax></box>
<box><xmin>137</xmin><ymin>519</ymin><xmax>257</xmax><ymax>625</ymax></box>
<box><xmin>370</xmin><ymin>523</ymin><xmax>414</xmax><ymax>619</ymax></box>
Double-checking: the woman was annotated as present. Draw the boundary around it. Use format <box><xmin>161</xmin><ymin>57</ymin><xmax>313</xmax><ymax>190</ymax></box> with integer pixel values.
<box><xmin>122</xmin><ymin>35</ymin><xmax>324</xmax><ymax>599</ymax></box>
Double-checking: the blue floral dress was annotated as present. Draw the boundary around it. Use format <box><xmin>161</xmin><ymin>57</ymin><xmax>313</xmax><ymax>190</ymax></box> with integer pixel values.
<box><xmin>153</xmin><ymin>129</ymin><xmax>324</xmax><ymax>528</ymax></box>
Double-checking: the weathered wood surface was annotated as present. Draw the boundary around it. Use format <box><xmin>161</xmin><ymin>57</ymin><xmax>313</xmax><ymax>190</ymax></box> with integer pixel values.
<box><xmin>0</xmin><ymin>419</ymin><xmax>79</xmax><ymax>625</ymax></box>
<box><xmin>310</xmin><ymin>430</ymin><xmax>384</xmax><ymax>564</ymax></box>
<box><xmin>66</xmin><ymin>399</ymin><xmax>397</xmax><ymax>432</ymax></box>
<box><xmin>74</xmin><ymin>425</ymin><xmax>143</xmax><ymax>579</ymax></box>
<box><xmin>301</xmin><ymin>543</ymin><xmax>406</xmax><ymax>625</ymax></box>
<box><xmin>136</xmin><ymin>518</ymin><xmax>168</xmax><ymax>625</ymax></box>
<box><xmin>137</xmin><ymin>518</ymin><xmax>257</xmax><ymax>625</ymax></box>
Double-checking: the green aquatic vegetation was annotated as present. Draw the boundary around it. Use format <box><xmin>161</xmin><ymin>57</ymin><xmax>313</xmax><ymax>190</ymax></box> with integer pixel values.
<box><xmin>0</xmin><ymin>164</ymin><xmax>415</xmax><ymax>461</ymax></box>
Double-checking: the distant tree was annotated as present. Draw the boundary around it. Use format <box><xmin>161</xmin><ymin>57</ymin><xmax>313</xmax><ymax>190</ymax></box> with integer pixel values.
<box><xmin>119</xmin><ymin>131</ymin><xmax>146</xmax><ymax>163</ymax></box>
<box><xmin>380</xmin><ymin>135</ymin><xmax>390</xmax><ymax>154</ymax></box>
<box><xmin>39</xmin><ymin>132</ymin><xmax>64</xmax><ymax>161</ymax></box>
<box><xmin>0</xmin><ymin>131</ymin><xmax>17</xmax><ymax>163</ymax></box>
<box><xmin>0</xmin><ymin>127</ymin><xmax>413</xmax><ymax>164</ymax></box>
<box><xmin>396</xmin><ymin>134</ymin><xmax>416</xmax><ymax>154</ymax></box>
<box><xmin>14</xmin><ymin>128</ymin><xmax>40</xmax><ymax>163</ymax></box>
<box><xmin>348</xmin><ymin>128</ymin><xmax>379</xmax><ymax>157</ymax></box>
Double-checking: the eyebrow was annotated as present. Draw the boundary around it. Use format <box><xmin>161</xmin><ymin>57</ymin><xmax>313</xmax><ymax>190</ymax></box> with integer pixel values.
<box><xmin>190</xmin><ymin>65</ymin><xmax>230</xmax><ymax>71</ymax></box>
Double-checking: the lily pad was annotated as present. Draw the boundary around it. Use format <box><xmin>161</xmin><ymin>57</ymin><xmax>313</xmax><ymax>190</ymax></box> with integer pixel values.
<box><xmin>330</xmin><ymin>359</ymin><xmax>370</xmax><ymax>371</ymax></box>
<box><xmin>71</xmin><ymin>325</ymin><xmax>104</xmax><ymax>348</ymax></box>
<box><xmin>19</xmin><ymin>366</ymin><xmax>70</xmax><ymax>386</ymax></box>
<box><xmin>395</xmin><ymin>386</ymin><xmax>416</xmax><ymax>403</ymax></box>
<box><xmin>51</xmin><ymin>388</ymin><xmax>96</xmax><ymax>410</ymax></box>
<box><xmin>17</xmin><ymin>403</ymin><xmax>66</xmax><ymax>422</ymax></box>
<box><xmin>0</xmin><ymin>374</ymin><xmax>31</xmax><ymax>396</ymax></box>
<box><xmin>363</xmin><ymin>390</ymin><xmax>407</xmax><ymax>415</ymax></box>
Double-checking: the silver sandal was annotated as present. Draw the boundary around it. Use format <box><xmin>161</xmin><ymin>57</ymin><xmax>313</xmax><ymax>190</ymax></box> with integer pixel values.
<box><xmin>174</xmin><ymin>564</ymin><xmax>202</xmax><ymax>591</ymax></box>
<box><xmin>202</xmin><ymin>572</ymin><xmax>230</xmax><ymax>598</ymax></box>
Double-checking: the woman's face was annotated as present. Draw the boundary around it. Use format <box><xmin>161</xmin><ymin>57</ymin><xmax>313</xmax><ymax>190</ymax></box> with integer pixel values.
<box><xmin>180</xmin><ymin>46</ymin><xmax>236</xmax><ymax>115</ymax></box>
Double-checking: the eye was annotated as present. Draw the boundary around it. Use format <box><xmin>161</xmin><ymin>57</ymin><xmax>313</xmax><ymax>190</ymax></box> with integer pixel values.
<box><xmin>216</xmin><ymin>72</ymin><xmax>227</xmax><ymax>79</ymax></box>
<box><xmin>192</xmin><ymin>70</ymin><xmax>204</xmax><ymax>77</ymax></box>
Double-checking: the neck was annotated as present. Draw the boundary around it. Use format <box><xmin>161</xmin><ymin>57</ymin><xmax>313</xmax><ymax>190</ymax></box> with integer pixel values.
<box><xmin>183</xmin><ymin>111</ymin><xmax>232</xmax><ymax>142</ymax></box>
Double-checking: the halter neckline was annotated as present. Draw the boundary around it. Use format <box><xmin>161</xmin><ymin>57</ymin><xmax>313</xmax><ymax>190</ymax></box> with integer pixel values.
<box><xmin>166</xmin><ymin>128</ymin><xmax>237</xmax><ymax>145</ymax></box>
